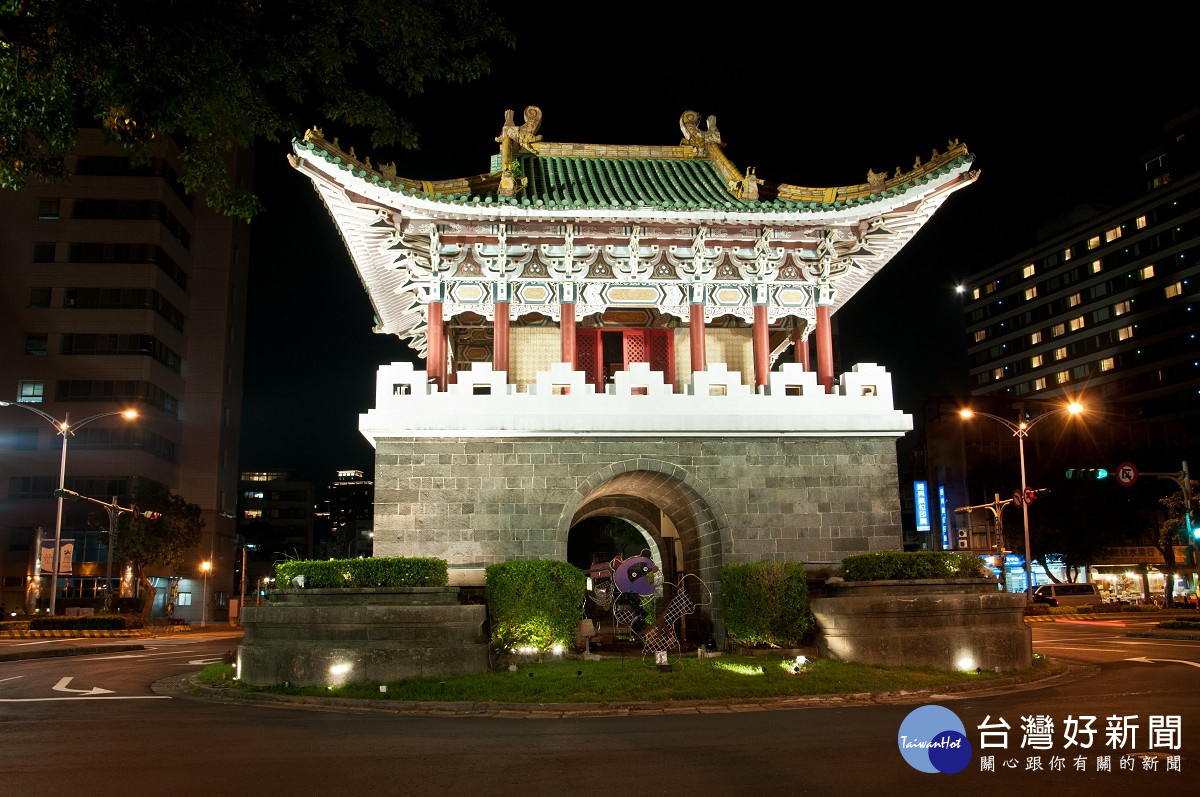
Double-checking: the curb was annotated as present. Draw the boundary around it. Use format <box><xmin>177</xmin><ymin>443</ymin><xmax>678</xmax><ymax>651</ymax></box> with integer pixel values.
<box><xmin>155</xmin><ymin>661</ymin><xmax>1085</xmax><ymax>719</ymax></box>
<box><xmin>0</xmin><ymin>643</ymin><xmax>146</xmax><ymax>662</ymax></box>
<box><xmin>0</xmin><ymin>629</ymin><xmax>155</xmax><ymax>639</ymax></box>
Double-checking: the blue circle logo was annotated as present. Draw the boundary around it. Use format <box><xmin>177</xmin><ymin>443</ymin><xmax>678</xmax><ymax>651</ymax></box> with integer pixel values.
<box><xmin>897</xmin><ymin>705</ymin><xmax>972</xmax><ymax>773</ymax></box>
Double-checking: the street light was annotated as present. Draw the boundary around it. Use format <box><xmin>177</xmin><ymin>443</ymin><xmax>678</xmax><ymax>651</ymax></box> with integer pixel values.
<box><xmin>960</xmin><ymin>401</ymin><xmax>1084</xmax><ymax>601</ymax></box>
<box><xmin>0</xmin><ymin>401</ymin><xmax>138</xmax><ymax>614</ymax></box>
<box><xmin>200</xmin><ymin>560</ymin><xmax>212</xmax><ymax>627</ymax></box>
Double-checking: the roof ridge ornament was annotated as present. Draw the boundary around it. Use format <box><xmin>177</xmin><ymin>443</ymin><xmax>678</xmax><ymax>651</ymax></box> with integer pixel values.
<box><xmin>679</xmin><ymin>111</ymin><xmax>723</xmax><ymax>149</ymax></box>
<box><xmin>496</xmin><ymin>106</ymin><xmax>543</xmax><ymax>197</ymax></box>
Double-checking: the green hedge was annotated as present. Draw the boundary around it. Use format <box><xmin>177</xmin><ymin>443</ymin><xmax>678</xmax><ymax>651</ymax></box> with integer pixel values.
<box><xmin>29</xmin><ymin>614</ymin><xmax>144</xmax><ymax>630</ymax></box>
<box><xmin>719</xmin><ymin>561</ymin><xmax>811</xmax><ymax>648</ymax></box>
<box><xmin>839</xmin><ymin>551</ymin><xmax>989</xmax><ymax>581</ymax></box>
<box><xmin>274</xmin><ymin>557</ymin><xmax>448</xmax><ymax>589</ymax></box>
<box><xmin>484</xmin><ymin>559</ymin><xmax>585</xmax><ymax>653</ymax></box>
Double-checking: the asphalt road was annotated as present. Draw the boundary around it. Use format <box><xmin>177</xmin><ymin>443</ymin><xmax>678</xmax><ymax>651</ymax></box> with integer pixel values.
<box><xmin>0</xmin><ymin>623</ymin><xmax>1195</xmax><ymax>796</ymax></box>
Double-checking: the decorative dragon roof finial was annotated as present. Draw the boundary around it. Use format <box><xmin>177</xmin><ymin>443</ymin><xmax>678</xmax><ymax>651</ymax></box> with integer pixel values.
<box><xmin>679</xmin><ymin>111</ymin><xmax>723</xmax><ymax>147</ymax></box>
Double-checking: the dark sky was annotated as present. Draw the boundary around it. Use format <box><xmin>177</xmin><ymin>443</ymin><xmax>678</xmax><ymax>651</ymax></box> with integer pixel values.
<box><xmin>238</xmin><ymin>8</ymin><xmax>1196</xmax><ymax>490</ymax></box>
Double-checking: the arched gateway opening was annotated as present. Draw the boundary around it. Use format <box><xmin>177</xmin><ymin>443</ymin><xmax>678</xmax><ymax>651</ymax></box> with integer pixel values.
<box><xmin>563</xmin><ymin>468</ymin><xmax>724</xmax><ymax>646</ymax></box>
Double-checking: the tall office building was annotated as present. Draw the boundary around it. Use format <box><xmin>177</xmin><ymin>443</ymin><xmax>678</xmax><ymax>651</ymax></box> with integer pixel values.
<box><xmin>906</xmin><ymin>110</ymin><xmax>1199</xmax><ymax>597</ymax></box>
<box><xmin>0</xmin><ymin>130</ymin><xmax>251</xmax><ymax>621</ymax></box>
<box><xmin>962</xmin><ymin>109</ymin><xmax>1199</xmax><ymax>435</ymax></box>
<box><xmin>328</xmin><ymin>470</ymin><xmax>374</xmax><ymax>559</ymax></box>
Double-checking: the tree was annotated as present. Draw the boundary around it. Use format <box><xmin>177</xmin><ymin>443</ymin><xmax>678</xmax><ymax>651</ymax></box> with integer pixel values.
<box><xmin>1028</xmin><ymin>478</ymin><xmax>1131</xmax><ymax>583</ymax></box>
<box><xmin>1152</xmin><ymin>480</ymin><xmax>1198</xmax><ymax>608</ymax></box>
<box><xmin>115</xmin><ymin>486</ymin><xmax>203</xmax><ymax>622</ymax></box>
<box><xmin>1</xmin><ymin>0</ymin><xmax>513</xmax><ymax>219</ymax></box>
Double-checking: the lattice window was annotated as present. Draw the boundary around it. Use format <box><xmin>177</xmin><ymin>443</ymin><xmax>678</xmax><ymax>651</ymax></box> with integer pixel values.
<box><xmin>648</xmin><ymin>331</ymin><xmax>672</xmax><ymax>380</ymax></box>
<box><xmin>626</xmin><ymin>335</ymin><xmax>645</xmax><ymax>363</ymax></box>
<box><xmin>577</xmin><ymin>333</ymin><xmax>599</xmax><ymax>392</ymax></box>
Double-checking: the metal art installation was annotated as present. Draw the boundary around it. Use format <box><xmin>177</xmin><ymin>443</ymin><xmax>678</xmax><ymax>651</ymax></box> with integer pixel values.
<box><xmin>586</xmin><ymin>553</ymin><xmax>712</xmax><ymax>663</ymax></box>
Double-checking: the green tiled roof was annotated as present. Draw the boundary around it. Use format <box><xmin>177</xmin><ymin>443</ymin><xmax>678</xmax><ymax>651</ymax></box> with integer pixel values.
<box><xmin>293</xmin><ymin>132</ymin><xmax>975</xmax><ymax>213</ymax></box>
<box><xmin>519</xmin><ymin>155</ymin><xmax>747</xmax><ymax>210</ymax></box>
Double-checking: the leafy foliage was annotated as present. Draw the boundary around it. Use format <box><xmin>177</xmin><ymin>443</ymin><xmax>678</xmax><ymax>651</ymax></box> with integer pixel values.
<box><xmin>273</xmin><ymin>557</ymin><xmax>448</xmax><ymax>589</ymax></box>
<box><xmin>719</xmin><ymin>561</ymin><xmax>811</xmax><ymax>648</ymax></box>
<box><xmin>0</xmin><ymin>0</ymin><xmax>514</xmax><ymax>219</ymax></box>
<box><xmin>484</xmin><ymin>560</ymin><xmax>585</xmax><ymax>653</ymax></box>
<box><xmin>115</xmin><ymin>485</ymin><xmax>203</xmax><ymax>621</ymax></box>
<box><xmin>839</xmin><ymin>551</ymin><xmax>989</xmax><ymax>581</ymax></box>
<box><xmin>28</xmin><ymin>613</ymin><xmax>143</xmax><ymax>630</ymax></box>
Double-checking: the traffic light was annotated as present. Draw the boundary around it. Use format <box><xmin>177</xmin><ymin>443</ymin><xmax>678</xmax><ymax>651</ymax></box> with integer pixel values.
<box><xmin>52</xmin><ymin>488</ymin><xmax>80</xmax><ymax>500</ymax></box>
<box><xmin>1064</xmin><ymin>468</ymin><xmax>1109</xmax><ymax>479</ymax></box>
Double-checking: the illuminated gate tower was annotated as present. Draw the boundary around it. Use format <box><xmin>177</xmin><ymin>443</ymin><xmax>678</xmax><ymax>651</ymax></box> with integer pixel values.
<box><xmin>290</xmin><ymin>108</ymin><xmax>976</xmax><ymax>640</ymax></box>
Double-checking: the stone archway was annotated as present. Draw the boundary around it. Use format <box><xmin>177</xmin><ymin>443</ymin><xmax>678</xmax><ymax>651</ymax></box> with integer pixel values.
<box><xmin>559</xmin><ymin>461</ymin><xmax>729</xmax><ymax>644</ymax></box>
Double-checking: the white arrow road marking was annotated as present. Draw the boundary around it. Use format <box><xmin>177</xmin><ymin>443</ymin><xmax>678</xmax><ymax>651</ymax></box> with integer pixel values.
<box><xmin>52</xmin><ymin>677</ymin><xmax>115</xmax><ymax>696</ymax></box>
<box><xmin>1125</xmin><ymin>656</ymin><xmax>1200</xmax><ymax>668</ymax></box>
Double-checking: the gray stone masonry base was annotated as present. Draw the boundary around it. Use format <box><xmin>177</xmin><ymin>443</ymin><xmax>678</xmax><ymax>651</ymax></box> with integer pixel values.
<box><xmin>810</xmin><ymin>579</ymin><xmax>1032</xmax><ymax>671</ymax></box>
<box><xmin>237</xmin><ymin>588</ymin><xmax>489</xmax><ymax>687</ymax></box>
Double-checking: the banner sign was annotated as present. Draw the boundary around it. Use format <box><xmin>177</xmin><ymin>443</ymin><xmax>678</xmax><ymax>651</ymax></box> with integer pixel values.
<box><xmin>39</xmin><ymin>539</ymin><xmax>74</xmax><ymax>575</ymax></box>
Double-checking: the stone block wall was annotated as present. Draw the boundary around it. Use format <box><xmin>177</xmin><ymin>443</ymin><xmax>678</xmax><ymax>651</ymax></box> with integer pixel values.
<box><xmin>372</xmin><ymin>435</ymin><xmax>903</xmax><ymax>587</ymax></box>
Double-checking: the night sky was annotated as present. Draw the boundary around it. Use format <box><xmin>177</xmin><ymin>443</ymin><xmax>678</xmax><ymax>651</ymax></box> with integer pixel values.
<box><xmin>237</xmin><ymin>9</ymin><xmax>1196</xmax><ymax>490</ymax></box>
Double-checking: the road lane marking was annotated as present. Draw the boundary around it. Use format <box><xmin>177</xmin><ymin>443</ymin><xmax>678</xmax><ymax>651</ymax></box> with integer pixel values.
<box><xmin>0</xmin><ymin>675</ymin><xmax>24</xmax><ymax>683</ymax></box>
<box><xmin>1126</xmin><ymin>656</ymin><xmax>1200</xmax><ymax>668</ymax></box>
<box><xmin>53</xmin><ymin>677</ymin><xmax>114</xmax><ymax>695</ymax></box>
<box><xmin>0</xmin><ymin>696</ymin><xmax>170</xmax><ymax>703</ymax></box>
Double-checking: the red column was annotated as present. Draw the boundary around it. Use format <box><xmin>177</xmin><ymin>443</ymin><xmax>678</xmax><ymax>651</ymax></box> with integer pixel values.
<box><xmin>689</xmin><ymin>303</ymin><xmax>706</xmax><ymax>375</ymax></box>
<box><xmin>427</xmin><ymin>300</ymin><xmax>445</xmax><ymax>391</ymax></box>
<box><xmin>560</xmin><ymin>302</ymin><xmax>576</xmax><ymax>369</ymax></box>
<box><xmin>752</xmin><ymin>305</ymin><xmax>769</xmax><ymax>390</ymax></box>
<box><xmin>815</xmin><ymin>304</ymin><xmax>834</xmax><ymax>393</ymax></box>
<box><xmin>493</xmin><ymin>301</ymin><xmax>510</xmax><ymax>374</ymax></box>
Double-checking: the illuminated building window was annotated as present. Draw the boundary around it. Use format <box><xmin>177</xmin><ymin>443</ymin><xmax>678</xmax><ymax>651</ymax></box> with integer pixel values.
<box><xmin>244</xmin><ymin>509</ymin><xmax>263</xmax><ymax>519</ymax></box>
<box><xmin>1136</xmin><ymin>215</ymin><xmax>1147</xmax><ymax>229</ymax></box>
<box><xmin>973</xmin><ymin>329</ymin><xmax>986</xmax><ymax>342</ymax></box>
<box><xmin>1087</xmin><ymin>235</ymin><xmax>1101</xmax><ymax>250</ymax></box>
<box><xmin>1029</xmin><ymin>331</ymin><xmax>1043</xmax><ymax>345</ymax></box>
<box><xmin>1118</xmin><ymin>325</ymin><xmax>1134</xmax><ymax>341</ymax></box>
<box><xmin>1140</xmin><ymin>264</ymin><xmax>1155</xmax><ymax>279</ymax></box>
<box><xmin>1099</xmin><ymin>357</ymin><xmax>1115</xmax><ymax>372</ymax></box>
<box><xmin>1051</xmin><ymin>323</ymin><xmax>1065</xmax><ymax>337</ymax></box>
<box><xmin>984</xmin><ymin>281</ymin><xmax>997</xmax><ymax>294</ymax></box>
<box><xmin>1091</xmin><ymin>259</ymin><xmax>1102</xmax><ymax>273</ymax></box>
<box><xmin>1022</xmin><ymin>263</ymin><xmax>1036</xmax><ymax>278</ymax></box>
<box><xmin>1063</xmin><ymin>247</ymin><xmax>1073</xmax><ymax>261</ymax></box>
<box><xmin>992</xmin><ymin>368</ymin><xmax>1005</xmax><ymax>381</ymax></box>
<box><xmin>1068</xmin><ymin>292</ymin><xmax>1081</xmax><ymax>307</ymax></box>
<box><xmin>1165</xmin><ymin>281</ymin><xmax>1183</xmax><ymax>298</ymax></box>
<box><xmin>1113</xmin><ymin>299</ymin><xmax>1131</xmax><ymax>316</ymax></box>
<box><xmin>971</xmin><ymin>287</ymin><xmax>981</xmax><ymax>300</ymax></box>
<box><xmin>1024</xmin><ymin>287</ymin><xmax>1038</xmax><ymax>300</ymax></box>
<box><xmin>1030</xmin><ymin>354</ymin><xmax>1043</xmax><ymax>368</ymax></box>
<box><xmin>18</xmin><ymin>381</ymin><xmax>44</xmax><ymax>403</ymax></box>
<box><xmin>1069</xmin><ymin>315</ymin><xmax>1086</xmax><ymax>332</ymax></box>
<box><xmin>1033</xmin><ymin>377</ymin><xmax>1047</xmax><ymax>391</ymax></box>
<box><xmin>1056</xmin><ymin>370</ymin><xmax>1071</xmax><ymax>384</ymax></box>
<box><xmin>1054</xmin><ymin>347</ymin><xmax>1068</xmax><ymax>361</ymax></box>
<box><xmin>1104</xmin><ymin>226</ymin><xmax>1122</xmax><ymax>243</ymax></box>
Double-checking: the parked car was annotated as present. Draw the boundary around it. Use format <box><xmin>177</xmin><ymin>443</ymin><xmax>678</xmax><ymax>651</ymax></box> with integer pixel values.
<box><xmin>1032</xmin><ymin>583</ymin><xmax>1102</xmax><ymax>607</ymax></box>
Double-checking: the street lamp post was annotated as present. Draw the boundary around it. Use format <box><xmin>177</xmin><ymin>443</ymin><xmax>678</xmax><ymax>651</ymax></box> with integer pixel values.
<box><xmin>0</xmin><ymin>401</ymin><xmax>137</xmax><ymax>615</ymax></box>
<box><xmin>960</xmin><ymin>401</ymin><xmax>1084</xmax><ymax>601</ymax></box>
<box><xmin>200</xmin><ymin>560</ymin><xmax>212</xmax><ymax>627</ymax></box>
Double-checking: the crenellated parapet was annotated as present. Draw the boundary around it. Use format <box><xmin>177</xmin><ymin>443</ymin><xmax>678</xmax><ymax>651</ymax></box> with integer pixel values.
<box><xmin>360</xmin><ymin>360</ymin><xmax>911</xmax><ymax>442</ymax></box>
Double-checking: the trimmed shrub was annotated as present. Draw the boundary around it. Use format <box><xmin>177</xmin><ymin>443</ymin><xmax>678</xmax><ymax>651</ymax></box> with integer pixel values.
<box><xmin>839</xmin><ymin>551</ymin><xmax>989</xmax><ymax>581</ymax></box>
<box><xmin>1023</xmin><ymin>604</ymin><xmax>1051</xmax><ymax>616</ymax></box>
<box><xmin>719</xmin><ymin>561</ymin><xmax>811</xmax><ymax>648</ymax></box>
<box><xmin>274</xmin><ymin>557</ymin><xmax>448</xmax><ymax>589</ymax></box>
<box><xmin>1159</xmin><ymin>620</ymin><xmax>1200</xmax><ymax>630</ymax></box>
<box><xmin>485</xmin><ymin>560</ymin><xmax>585</xmax><ymax>653</ymax></box>
<box><xmin>29</xmin><ymin>614</ymin><xmax>143</xmax><ymax>631</ymax></box>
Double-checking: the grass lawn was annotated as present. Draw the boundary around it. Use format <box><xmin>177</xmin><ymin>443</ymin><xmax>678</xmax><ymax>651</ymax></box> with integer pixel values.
<box><xmin>198</xmin><ymin>653</ymin><xmax>1058</xmax><ymax>704</ymax></box>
